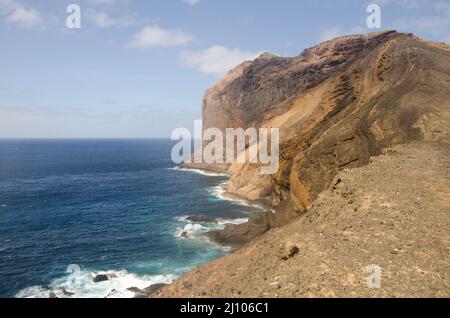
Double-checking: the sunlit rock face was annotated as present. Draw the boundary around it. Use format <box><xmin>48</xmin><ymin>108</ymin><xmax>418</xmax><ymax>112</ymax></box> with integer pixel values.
<box><xmin>187</xmin><ymin>30</ymin><xmax>450</xmax><ymax>226</ymax></box>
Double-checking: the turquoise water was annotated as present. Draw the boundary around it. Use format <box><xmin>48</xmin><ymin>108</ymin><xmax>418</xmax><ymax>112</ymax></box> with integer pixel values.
<box><xmin>0</xmin><ymin>139</ymin><xmax>262</xmax><ymax>298</ymax></box>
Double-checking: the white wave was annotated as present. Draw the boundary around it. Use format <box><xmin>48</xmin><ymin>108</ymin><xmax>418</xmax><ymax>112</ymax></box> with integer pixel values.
<box><xmin>175</xmin><ymin>223</ymin><xmax>208</xmax><ymax>239</ymax></box>
<box><xmin>207</xmin><ymin>182</ymin><xmax>227</xmax><ymax>199</ymax></box>
<box><xmin>15</xmin><ymin>268</ymin><xmax>175</xmax><ymax>299</ymax></box>
<box><xmin>175</xmin><ymin>215</ymin><xmax>248</xmax><ymax>227</ymax></box>
<box><xmin>1</xmin><ymin>205</ymin><xmax>6</xmax><ymax>207</ymax></box>
<box><xmin>174</xmin><ymin>215</ymin><xmax>249</xmax><ymax>243</ymax></box>
<box><xmin>207</xmin><ymin>183</ymin><xmax>264</xmax><ymax>209</ymax></box>
<box><xmin>174</xmin><ymin>215</ymin><xmax>189</xmax><ymax>222</ymax></box>
<box><xmin>216</xmin><ymin>217</ymin><xmax>249</xmax><ymax>225</ymax></box>
<box><xmin>169</xmin><ymin>167</ymin><xmax>228</xmax><ymax>177</ymax></box>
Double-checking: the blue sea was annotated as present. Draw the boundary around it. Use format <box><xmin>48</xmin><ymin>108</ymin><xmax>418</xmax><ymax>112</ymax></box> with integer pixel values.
<box><xmin>0</xmin><ymin>139</ymin><xmax>262</xmax><ymax>298</ymax></box>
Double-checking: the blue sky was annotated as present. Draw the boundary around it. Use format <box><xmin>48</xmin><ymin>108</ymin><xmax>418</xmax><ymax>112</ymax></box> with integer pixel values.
<box><xmin>0</xmin><ymin>0</ymin><xmax>449</xmax><ymax>138</ymax></box>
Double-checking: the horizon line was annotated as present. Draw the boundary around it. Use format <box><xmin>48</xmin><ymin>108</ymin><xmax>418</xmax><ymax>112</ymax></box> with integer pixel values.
<box><xmin>0</xmin><ymin>137</ymin><xmax>201</xmax><ymax>140</ymax></box>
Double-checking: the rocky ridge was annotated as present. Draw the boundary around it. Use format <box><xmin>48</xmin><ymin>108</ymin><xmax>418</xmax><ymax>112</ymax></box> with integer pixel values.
<box><xmin>184</xmin><ymin>31</ymin><xmax>450</xmax><ymax>242</ymax></box>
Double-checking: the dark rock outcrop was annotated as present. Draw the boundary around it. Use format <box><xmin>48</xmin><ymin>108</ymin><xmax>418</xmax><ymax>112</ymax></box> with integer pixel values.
<box><xmin>131</xmin><ymin>284</ymin><xmax>168</xmax><ymax>298</ymax></box>
<box><xmin>93</xmin><ymin>274</ymin><xmax>108</xmax><ymax>283</ymax></box>
<box><xmin>205</xmin><ymin>212</ymin><xmax>271</xmax><ymax>246</ymax></box>
<box><xmin>186</xmin><ymin>215</ymin><xmax>217</xmax><ymax>223</ymax></box>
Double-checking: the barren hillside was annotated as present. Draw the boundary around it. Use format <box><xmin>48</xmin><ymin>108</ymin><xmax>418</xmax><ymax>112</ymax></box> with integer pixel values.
<box><xmin>160</xmin><ymin>141</ymin><xmax>450</xmax><ymax>297</ymax></box>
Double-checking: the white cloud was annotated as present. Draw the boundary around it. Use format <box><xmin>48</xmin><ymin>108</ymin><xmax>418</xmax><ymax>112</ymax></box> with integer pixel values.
<box><xmin>394</xmin><ymin>15</ymin><xmax>450</xmax><ymax>36</ymax></box>
<box><xmin>181</xmin><ymin>0</ymin><xmax>200</xmax><ymax>6</ymax></box>
<box><xmin>372</xmin><ymin>0</ymin><xmax>431</xmax><ymax>9</ymax></box>
<box><xmin>5</xmin><ymin>6</ymin><xmax>42</xmax><ymax>28</ymax></box>
<box><xmin>179</xmin><ymin>45</ymin><xmax>262</xmax><ymax>77</ymax></box>
<box><xmin>129</xmin><ymin>25</ymin><xmax>194</xmax><ymax>48</ymax></box>
<box><xmin>0</xmin><ymin>0</ymin><xmax>15</xmax><ymax>12</ymax></box>
<box><xmin>319</xmin><ymin>26</ymin><xmax>345</xmax><ymax>42</ymax></box>
<box><xmin>86</xmin><ymin>10</ymin><xmax>135</xmax><ymax>28</ymax></box>
<box><xmin>385</xmin><ymin>0</ymin><xmax>450</xmax><ymax>40</ymax></box>
<box><xmin>0</xmin><ymin>0</ymin><xmax>43</xmax><ymax>28</ymax></box>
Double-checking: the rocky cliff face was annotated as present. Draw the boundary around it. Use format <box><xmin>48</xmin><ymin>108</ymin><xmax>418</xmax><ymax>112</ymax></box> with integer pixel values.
<box><xmin>189</xmin><ymin>31</ymin><xmax>450</xmax><ymax>228</ymax></box>
<box><xmin>159</xmin><ymin>141</ymin><xmax>450</xmax><ymax>297</ymax></box>
<box><xmin>159</xmin><ymin>32</ymin><xmax>450</xmax><ymax>298</ymax></box>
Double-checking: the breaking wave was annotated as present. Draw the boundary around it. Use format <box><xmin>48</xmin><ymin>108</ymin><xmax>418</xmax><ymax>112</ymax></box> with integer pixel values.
<box><xmin>16</xmin><ymin>267</ymin><xmax>176</xmax><ymax>298</ymax></box>
<box><xmin>168</xmin><ymin>167</ymin><xmax>228</xmax><ymax>177</ymax></box>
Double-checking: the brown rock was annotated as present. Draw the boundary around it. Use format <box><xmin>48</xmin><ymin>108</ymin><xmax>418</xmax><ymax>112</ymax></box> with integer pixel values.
<box><xmin>205</xmin><ymin>212</ymin><xmax>271</xmax><ymax>246</ymax></box>
<box><xmin>132</xmin><ymin>284</ymin><xmax>168</xmax><ymax>298</ymax></box>
<box><xmin>279</xmin><ymin>241</ymin><xmax>300</xmax><ymax>260</ymax></box>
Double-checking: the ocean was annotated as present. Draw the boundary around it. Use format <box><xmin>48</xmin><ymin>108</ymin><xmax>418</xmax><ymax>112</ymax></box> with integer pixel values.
<box><xmin>0</xmin><ymin>139</ymin><xmax>262</xmax><ymax>298</ymax></box>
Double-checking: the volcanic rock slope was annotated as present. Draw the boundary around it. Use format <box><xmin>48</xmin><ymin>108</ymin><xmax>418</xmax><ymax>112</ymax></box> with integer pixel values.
<box><xmin>165</xmin><ymin>31</ymin><xmax>450</xmax><ymax>297</ymax></box>
<box><xmin>160</xmin><ymin>141</ymin><xmax>450</xmax><ymax>297</ymax></box>
<box><xmin>193</xmin><ymin>31</ymin><xmax>450</xmax><ymax>225</ymax></box>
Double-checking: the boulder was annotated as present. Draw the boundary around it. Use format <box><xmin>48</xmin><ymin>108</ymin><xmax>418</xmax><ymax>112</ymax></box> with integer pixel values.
<box><xmin>93</xmin><ymin>274</ymin><xmax>109</xmax><ymax>283</ymax></box>
<box><xmin>279</xmin><ymin>241</ymin><xmax>300</xmax><ymax>260</ymax></box>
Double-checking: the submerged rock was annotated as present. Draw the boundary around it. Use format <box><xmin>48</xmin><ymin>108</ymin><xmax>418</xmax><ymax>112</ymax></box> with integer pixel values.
<box><xmin>186</xmin><ymin>215</ymin><xmax>217</xmax><ymax>223</ymax></box>
<box><xmin>59</xmin><ymin>287</ymin><xmax>75</xmax><ymax>296</ymax></box>
<box><xmin>127</xmin><ymin>287</ymin><xmax>142</xmax><ymax>293</ymax></box>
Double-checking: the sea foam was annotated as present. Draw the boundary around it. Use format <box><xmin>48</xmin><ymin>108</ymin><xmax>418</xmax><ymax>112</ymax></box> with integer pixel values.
<box><xmin>174</xmin><ymin>216</ymin><xmax>249</xmax><ymax>242</ymax></box>
<box><xmin>207</xmin><ymin>182</ymin><xmax>265</xmax><ymax>209</ymax></box>
<box><xmin>168</xmin><ymin>167</ymin><xmax>228</xmax><ymax>177</ymax></box>
<box><xmin>15</xmin><ymin>268</ymin><xmax>176</xmax><ymax>299</ymax></box>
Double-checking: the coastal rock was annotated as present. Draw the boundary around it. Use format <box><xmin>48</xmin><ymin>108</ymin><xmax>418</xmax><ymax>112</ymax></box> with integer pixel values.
<box><xmin>205</xmin><ymin>212</ymin><xmax>271</xmax><ymax>246</ymax></box>
<box><xmin>186</xmin><ymin>215</ymin><xmax>217</xmax><ymax>223</ymax></box>
<box><xmin>93</xmin><ymin>274</ymin><xmax>109</xmax><ymax>283</ymax></box>
<box><xmin>132</xmin><ymin>283</ymin><xmax>168</xmax><ymax>298</ymax></box>
<box><xmin>105</xmin><ymin>289</ymin><xmax>118</xmax><ymax>298</ymax></box>
<box><xmin>59</xmin><ymin>287</ymin><xmax>75</xmax><ymax>296</ymax></box>
<box><xmin>127</xmin><ymin>287</ymin><xmax>142</xmax><ymax>293</ymax></box>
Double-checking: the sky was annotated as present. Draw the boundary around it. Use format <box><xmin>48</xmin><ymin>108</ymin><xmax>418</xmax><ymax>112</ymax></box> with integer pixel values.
<box><xmin>0</xmin><ymin>0</ymin><xmax>449</xmax><ymax>138</ymax></box>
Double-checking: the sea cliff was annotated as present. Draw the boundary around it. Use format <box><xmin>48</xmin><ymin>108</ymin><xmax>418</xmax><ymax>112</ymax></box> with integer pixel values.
<box><xmin>172</xmin><ymin>31</ymin><xmax>450</xmax><ymax>297</ymax></box>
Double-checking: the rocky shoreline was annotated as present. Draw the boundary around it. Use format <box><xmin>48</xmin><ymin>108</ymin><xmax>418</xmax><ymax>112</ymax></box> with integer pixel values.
<box><xmin>154</xmin><ymin>141</ymin><xmax>450</xmax><ymax>297</ymax></box>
